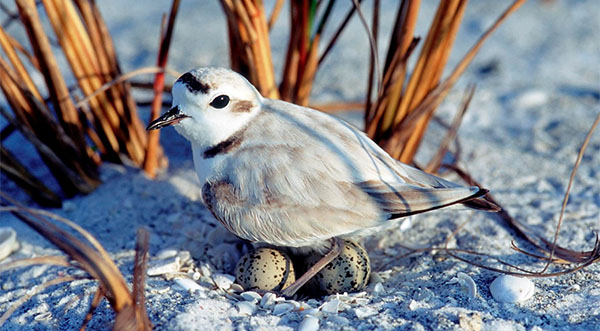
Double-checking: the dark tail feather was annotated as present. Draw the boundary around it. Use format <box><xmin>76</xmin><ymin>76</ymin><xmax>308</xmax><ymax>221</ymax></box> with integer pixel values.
<box><xmin>461</xmin><ymin>189</ymin><xmax>501</xmax><ymax>212</ymax></box>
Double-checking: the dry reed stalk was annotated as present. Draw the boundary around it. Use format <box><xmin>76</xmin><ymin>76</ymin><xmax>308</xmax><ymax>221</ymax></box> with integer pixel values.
<box><xmin>221</xmin><ymin>1</ymin><xmax>359</xmax><ymax>105</ymax></box>
<box><xmin>365</xmin><ymin>0</ymin><xmax>525</xmax><ymax>165</ymax></box>
<box><xmin>42</xmin><ymin>0</ymin><xmax>145</xmax><ymax>163</ymax></box>
<box><xmin>0</xmin><ymin>53</ymin><xmax>99</xmax><ymax>197</ymax></box>
<box><xmin>220</xmin><ymin>0</ymin><xmax>279</xmax><ymax>99</ymax></box>
<box><xmin>0</xmin><ymin>146</ymin><xmax>62</xmax><ymax>207</ymax></box>
<box><xmin>144</xmin><ymin>0</ymin><xmax>180</xmax><ymax>178</ymax></box>
<box><xmin>0</xmin><ymin>194</ymin><xmax>152</xmax><ymax>330</ymax></box>
<box><xmin>1</xmin><ymin>0</ymin><xmax>164</xmax><ymax>203</ymax></box>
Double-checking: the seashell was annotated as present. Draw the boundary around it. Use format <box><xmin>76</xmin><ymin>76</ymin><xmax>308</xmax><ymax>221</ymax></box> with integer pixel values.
<box><xmin>272</xmin><ymin>302</ymin><xmax>295</xmax><ymax>316</ymax></box>
<box><xmin>353</xmin><ymin>306</ymin><xmax>377</xmax><ymax>319</ymax></box>
<box><xmin>304</xmin><ymin>240</ymin><xmax>370</xmax><ymax>295</ymax></box>
<box><xmin>155</xmin><ymin>248</ymin><xmax>178</xmax><ymax>260</ymax></box>
<box><xmin>174</xmin><ymin>278</ymin><xmax>203</xmax><ymax>293</ymax></box>
<box><xmin>260</xmin><ymin>292</ymin><xmax>277</xmax><ymax>308</ymax></box>
<box><xmin>147</xmin><ymin>257</ymin><xmax>181</xmax><ymax>276</ymax></box>
<box><xmin>229</xmin><ymin>283</ymin><xmax>244</xmax><ymax>293</ymax></box>
<box><xmin>372</xmin><ymin>282</ymin><xmax>385</xmax><ymax>296</ymax></box>
<box><xmin>457</xmin><ymin>272</ymin><xmax>478</xmax><ymax>298</ymax></box>
<box><xmin>489</xmin><ymin>275</ymin><xmax>535</xmax><ymax>303</ymax></box>
<box><xmin>320</xmin><ymin>299</ymin><xmax>340</xmax><ymax>314</ymax></box>
<box><xmin>0</xmin><ymin>227</ymin><xmax>19</xmax><ymax>261</ymax></box>
<box><xmin>235</xmin><ymin>247</ymin><xmax>295</xmax><ymax>292</ymax></box>
<box><xmin>213</xmin><ymin>273</ymin><xmax>235</xmax><ymax>290</ymax></box>
<box><xmin>298</xmin><ymin>315</ymin><xmax>319</xmax><ymax>331</ymax></box>
<box><xmin>241</xmin><ymin>291</ymin><xmax>262</xmax><ymax>302</ymax></box>
<box><xmin>235</xmin><ymin>301</ymin><xmax>257</xmax><ymax>316</ymax></box>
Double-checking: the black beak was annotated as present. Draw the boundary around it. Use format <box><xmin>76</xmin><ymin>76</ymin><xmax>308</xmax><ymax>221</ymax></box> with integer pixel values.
<box><xmin>146</xmin><ymin>106</ymin><xmax>190</xmax><ymax>130</ymax></box>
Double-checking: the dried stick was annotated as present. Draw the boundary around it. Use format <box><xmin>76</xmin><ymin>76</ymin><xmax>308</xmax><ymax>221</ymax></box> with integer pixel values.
<box><xmin>144</xmin><ymin>0</ymin><xmax>181</xmax><ymax>178</ymax></box>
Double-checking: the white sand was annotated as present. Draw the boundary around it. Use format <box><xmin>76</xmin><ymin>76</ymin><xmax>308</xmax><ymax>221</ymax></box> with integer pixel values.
<box><xmin>1</xmin><ymin>1</ymin><xmax>599</xmax><ymax>330</ymax></box>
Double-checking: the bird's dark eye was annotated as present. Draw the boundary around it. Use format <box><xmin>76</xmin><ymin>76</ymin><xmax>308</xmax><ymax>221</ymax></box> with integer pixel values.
<box><xmin>209</xmin><ymin>95</ymin><xmax>230</xmax><ymax>109</ymax></box>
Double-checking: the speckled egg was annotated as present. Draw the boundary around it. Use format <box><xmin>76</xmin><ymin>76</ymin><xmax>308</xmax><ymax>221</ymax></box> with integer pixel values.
<box><xmin>235</xmin><ymin>247</ymin><xmax>296</xmax><ymax>291</ymax></box>
<box><xmin>304</xmin><ymin>240</ymin><xmax>370</xmax><ymax>295</ymax></box>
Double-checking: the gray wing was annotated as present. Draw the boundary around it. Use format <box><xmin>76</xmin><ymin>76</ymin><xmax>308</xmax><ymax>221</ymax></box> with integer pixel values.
<box><xmin>202</xmin><ymin>100</ymin><xmax>485</xmax><ymax>247</ymax></box>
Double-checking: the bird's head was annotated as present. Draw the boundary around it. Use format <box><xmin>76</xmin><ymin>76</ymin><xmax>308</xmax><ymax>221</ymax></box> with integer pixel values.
<box><xmin>146</xmin><ymin>67</ymin><xmax>262</xmax><ymax>148</ymax></box>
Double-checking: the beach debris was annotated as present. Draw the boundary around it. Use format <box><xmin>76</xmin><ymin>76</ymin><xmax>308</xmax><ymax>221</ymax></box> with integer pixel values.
<box><xmin>235</xmin><ymin>247</ymin><xmax>296</xmax><ymax>291</ymax></box>
<box><xmin>272</xmin><ymin>302</ymin><xmax>295</xmax><ymax>316</ymax></box>
<box><xmin>260</xmin><ymin>292</ymin><xmax>277</xmax><ymax>308</ymax></box>
<box><xmin>456</xmin><ymin>272</ymin><xmax>478</xmax><ymax>298</ymax></box>
<box><xmin>353</xmin><ymin>306</ymin><xmax>378</xmax><ymax>319</ymax></box>
<box><xmin>304</xmin><ymin>240</ymin><xmax>371</xmax><ymax>295</ymax></box>
<box><xmin>298</xmin><ymin>314</ymin><xmax>319</xmax><ymax>331</ymax></box>
<box><xmin>372</xmin><ymin>282</ymin><xmax>386</xmax><ymax>296</ymax></box>
<box><xmin>0</xmin><ymin>227</ymin><xmax>19</xmax><ymax>261</ymax></box>
<box><xmin>212</xmin><ymin>273</ymin><xmax>236</xmax><ymax>290</ymax></box>
<box><xmin>235</xmin><ymin>301</ymin><xmax>257</xmax><ymax>316</ymax></box>
<box><xmin>155</xmin><ymin>248</ymin><xmax>179</xmax><ymax>260</ymax></box>
<box><xmin>459</xmin><ymin>312</ymin><xmax>483</xmax><ymax>331</ymax></box>
<box><xmin>147</xmin><ymin>256</ymin><xmax>181</xmax><ymax>276</ymax></box>
<box><xmin>320</xmin><ymin>298</ymin><xmax>341</xmax><ymax>314</ymax></box>
<box><xmin>489</xmin><ymin>275</ymin><xmax>535</xmax><ymax>303</ymax></box>
<box><xmin>240</xmin><ymin>291</ymin><xmax>262</xmax><ymax>302</ymax></box>
<box><xmin>174</xmin><ymin>278</ymin><xmax>204</xmax><ymax>294</ymax></box>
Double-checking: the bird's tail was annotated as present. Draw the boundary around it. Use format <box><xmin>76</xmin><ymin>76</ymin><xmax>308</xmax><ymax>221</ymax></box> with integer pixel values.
<box><xmin>461</xmin><ymin>189</ymin><xmax>501</xmax><ymax>212</ymax></box>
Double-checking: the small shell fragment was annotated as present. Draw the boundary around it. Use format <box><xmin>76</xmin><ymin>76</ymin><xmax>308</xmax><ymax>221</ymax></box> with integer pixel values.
<box><xmin>213</xmin><ymin>273</ymin><xmax>235</xmax><ymax>290</ymax></box>
<box><xmin>0</xmin><ymin>227</ymin><xmax>19</xmax><ymax>261</ymax></box>
<box><xmin>490</xmin><ymin>275</ymin><xmax>535</xmax><ymax>303</ymax></box>
<box><xmin>298</xmin><ymin>315</ymin><xmax>319</xmax><ymax>331</ymax></box>
<box><xmin>147</xmin><ymin>257</ymin><xmax>181</xmax><ymax>276</ymax></box>
<box><xmin>353</xmin><ymin>306</ymin><xmax>377</xmax><ymax>319</ymax></box>
<box><xmin>320</xmin><ymin>299</ymin><xmax>340</xmax><ymax>314</ymax></box>
<box><xmin>272</xmin><ymin>302</ymin><xmax>295</xmax><ymax>316</ymax></box>
<box><xmin>235</xmin><ymin>301</ymin><xmax>257</xmax><ymax>316</ymax></box>
<box><xmin>260</xmin><ymin>292</ymin><xmax>277</xmax><ymax>308</ymax></box>
<box><xmin>457</xmin><ymin>272</ymin><xmax>478</xmax><ymax>298</ymax></box>
<box><xmin>174</xmin><ymin>278</ymin><xmax>203</xmax><ymax>293</ymax></box>
<box><xmin>372</xmin><ymin>282</ymin><xmax>385</xmax><ymax>296</ymax></box>
<box><xmin>241</xmin><ymin>291</ymin><xmax>262</xmax><ymax>302</ymax></box>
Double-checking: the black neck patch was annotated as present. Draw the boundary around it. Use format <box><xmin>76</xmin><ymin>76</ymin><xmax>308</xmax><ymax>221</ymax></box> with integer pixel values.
<box><xmin>203</xmin><ymin>128</ymin><xmax>246</xmax><ymax>158</ymax></box>
<box><xmin>177</xmin><ymin>72</ymin><xmax>209</xmax><ymax>94</ymax></box>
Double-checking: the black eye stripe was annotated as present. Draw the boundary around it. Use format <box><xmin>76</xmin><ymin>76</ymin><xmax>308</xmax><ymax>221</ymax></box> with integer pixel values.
<box><xmin>210</xmin><ymin>95</ymin><xmax>230</xmax><ymax>109</ymax></box>
<box><xmin>177</xmin><ymin>72</ymin><xmax>209</xmax><ymax>94</ymax></box>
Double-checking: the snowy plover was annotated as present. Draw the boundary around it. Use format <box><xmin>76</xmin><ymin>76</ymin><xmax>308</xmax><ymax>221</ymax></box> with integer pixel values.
<box><xmin>147</xmin><ymin>67</ymin><xmax>498</xmax><ymax>296</ymax></box>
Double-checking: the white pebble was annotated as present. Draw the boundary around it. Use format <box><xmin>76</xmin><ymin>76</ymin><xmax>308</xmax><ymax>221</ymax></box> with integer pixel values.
<box><xmin>260</xmin><ymin>292</ymin><xmax>277</xmax><ymax>308</ymax></box>
<box><xmin>490</xmin><ymin>275</ymin><xmax>535</xmax><ymax>303</ymax></box>
<box><xmin>241</xmin><ymin>291</ymin><xmax>262</xmax><ymax>302</ymax></box>
<box><xmin>298</xmin><ymin>315</ymin><xmax>319</xmax><ymax>331</ymax></box>
<box><xmin>457</xmin><ymin>272</ymin><xmax>478</xmax><ymax>298</ymax></box>
<box><xmin>235</xmin><ymin>301</ymin><xmax>257</xmax><ymax>316</ymax></box>
<box><xmin>354</xmin><ymin>306</ymin><xmax>377</xmax><ymax>319</ymax></box>
<box><xmin>0</xmin><ymin>227</ymin><xmax>19</xmax><ymax>261</ymax></box>
<box><xmin>147</xmin><ymin>257</ymin><xmax>181</xmax><ymax>276</ymax></box>
<box><xmin>515</xmin><ymin>90</ymin><xmax>548</xmax><ymax>109</ymax></box>
<box><xmin>212</xmin><ymin>273</ymin><xmax>235</xmax><ymax>290</ymax></box>
<box><xmin>174</xmin><ymin>278</ymin><xmax>203</xmax><ymax>293</ymax></box>
<box><xmin>321</xmin><ymin>299</ymin><xmax>340</xmax><ymax>314</ymax></box>
<box><xmin>272</xmin><ymin>302</ymin><xmax>295</xmax><ymax>316</ymax></box>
